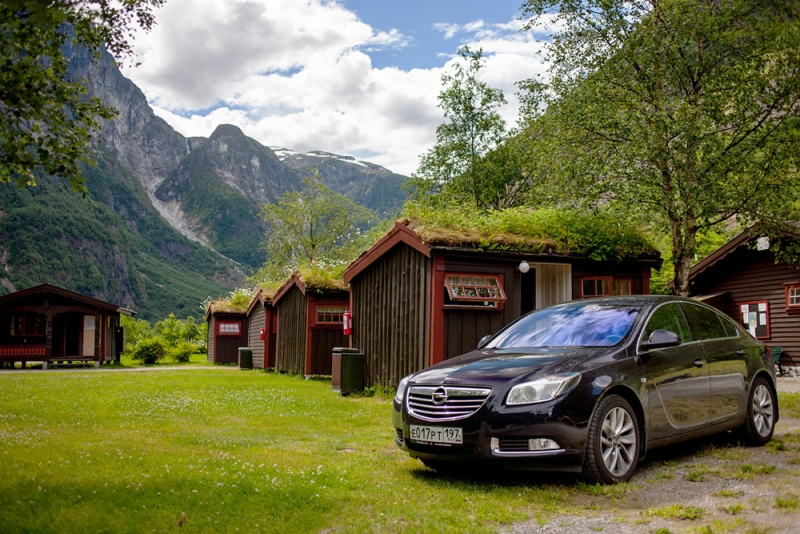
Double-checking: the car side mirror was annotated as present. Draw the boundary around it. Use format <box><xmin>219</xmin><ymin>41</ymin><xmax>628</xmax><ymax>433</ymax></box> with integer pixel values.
<box><xmin>477</xmin><ymin>334</ymin><xmax>492</xmax><ymax>349</ymax></box>
<box><xmin>640</xmin><ymin>329</ymin><xmax>681</xmax><ymax>351</ymax></box>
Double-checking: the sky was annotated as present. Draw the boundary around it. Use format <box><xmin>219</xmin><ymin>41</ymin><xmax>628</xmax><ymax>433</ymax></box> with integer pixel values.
<box><xmin>124</xmin><ymin>0</ymin><xmax>552</xmax><ymax>175</ymax></box>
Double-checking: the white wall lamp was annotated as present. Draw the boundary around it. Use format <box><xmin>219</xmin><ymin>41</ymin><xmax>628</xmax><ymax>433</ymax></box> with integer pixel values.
<box><xmin>518</xmin><ymin>261</ymin><xmax>530</xmax><ymax>274</ymax></box>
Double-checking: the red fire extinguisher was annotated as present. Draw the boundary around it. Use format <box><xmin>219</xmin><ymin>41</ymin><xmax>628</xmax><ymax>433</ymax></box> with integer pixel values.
<box><xmin>259</xmin><ymin>327</ymin><xmax>265</xmax><ymax>340</ymax></box>
<box><xmin>343</xmin><ymin>310</ymin><xmax>352</xmax><ymax>336</ymax></box>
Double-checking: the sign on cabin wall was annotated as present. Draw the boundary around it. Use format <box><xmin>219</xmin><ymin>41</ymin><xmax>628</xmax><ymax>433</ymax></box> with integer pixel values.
<box><xmin>83</xmin><ymin>315</ymin><xmax>95</xmax><ymax>357</ymax></box>
<box><xmin>740</xmin><ymin>301</ymin><xmax>770</xmax><ymax>339</ymax></box>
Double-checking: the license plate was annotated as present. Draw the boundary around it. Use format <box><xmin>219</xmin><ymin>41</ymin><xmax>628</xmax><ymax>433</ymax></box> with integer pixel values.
<box><xmin>409</xmin><ymin>425</ymin><xmax>463</xmax><ymax>445</ymax></box>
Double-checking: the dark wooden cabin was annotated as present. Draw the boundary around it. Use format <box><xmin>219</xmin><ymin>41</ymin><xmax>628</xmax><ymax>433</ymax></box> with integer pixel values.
<box><xmin>685</xmin><ymin>228</ymin><xmax>800</xmax><ymax>368</ymax></box>
<box><xmin>205</xmin><ymin>302</ymin><xmax>248</xmax><ymax>364</ymax></box>
<box><xmin>343</xmin><ymin>220</ymin><xmax>662</xmax><ymax>387</ymax></box>
<box><xmin>246</xmin><ymin>289</ymin><xmax>277</xmax><ymax>369</ymax></box>
<box><xmin>0</xmin><ymin>284</ymin><xmax>132</xmax><ymax>368</ymax></box>
<box><xmin>272</xmin><ymin>272</ymin><xmax>349</xmax><ymax>376</ymax></box>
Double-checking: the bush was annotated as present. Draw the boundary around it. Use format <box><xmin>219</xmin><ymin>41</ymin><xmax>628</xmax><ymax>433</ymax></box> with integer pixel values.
<box><xmin>170</xmin><ymin>341</ymin><xmax>195</xmax><ymax>363</ymax></box>
<box><xmin>131</xmin><ymin>339</ymin><xmax>166</xmax><ymax>365</ymax></box>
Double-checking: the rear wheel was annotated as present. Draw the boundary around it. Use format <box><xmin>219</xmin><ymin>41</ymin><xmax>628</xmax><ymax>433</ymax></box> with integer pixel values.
<box><xmin>740</xmin><ymin>377</ymin><xmax>775</xmax><ymax>445</ymax></box>
<box><xmin>583</xmin><ymin>395</ymin><xmax>640</xmax><ymax>484</ymax></box>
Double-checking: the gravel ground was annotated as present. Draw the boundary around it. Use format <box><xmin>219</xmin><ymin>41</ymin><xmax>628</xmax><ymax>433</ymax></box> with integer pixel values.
<box><xmin>508</xmin><ymin>377</ymin><xmax>800</xmax><ymax>534</ymax></box>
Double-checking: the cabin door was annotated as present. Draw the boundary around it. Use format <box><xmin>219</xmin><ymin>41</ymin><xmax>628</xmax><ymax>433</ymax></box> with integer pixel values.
<box><xmin>534</xmin><ymin>264</ymin><xmax>572</xmax><ymax>309</ymax></box>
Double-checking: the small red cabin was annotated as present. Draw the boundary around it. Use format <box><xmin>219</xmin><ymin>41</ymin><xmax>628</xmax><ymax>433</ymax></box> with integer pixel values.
<box><xmin>246</xmin><ymin>289</ymin><xmax>277</xmax><ymax>369</ymax></box>
<box><xmin>205</xmin><ymin>301</ymin><xmax>248</xmax><ymax>364</ymax></box>
<box><xmin>685</xmin><ymin>227</ymin><xmax>800</xmax><ymax>370</ymax></box>
<box><xmin>343</xmin><ymin>220</ymin><xmax>662</xmax><ymax>387</ymax></box>
<box><xmin>0</xmin><ymin>284</ymin><xmax>133</xmax><ymax>368</ymax></box>
<box><xmin>272</xmin><ymin>272</ymin><xmax>349</xmax><ymax>377</ymax></box>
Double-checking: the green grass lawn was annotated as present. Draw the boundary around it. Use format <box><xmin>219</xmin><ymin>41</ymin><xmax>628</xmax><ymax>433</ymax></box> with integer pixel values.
<box><xmin>0</xmin><ymin>370</ymin><xmax>571</xmax><ymax>533</ymax></box>
<box><xmin>119</xmin><ymin>351</ymin><xmax>212</xmax><ymax>368</ymax></box>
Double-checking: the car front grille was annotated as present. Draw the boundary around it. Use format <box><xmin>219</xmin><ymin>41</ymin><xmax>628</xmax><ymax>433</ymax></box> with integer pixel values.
<box><xmin>407</xmin><ymin>386</ymin><xmax>492</xmax><ymax>421</ymax></box>
<box><xmin>496</xmin><ymin>438</ymin><xmax>529</xmax><ymax>452</ymax></box>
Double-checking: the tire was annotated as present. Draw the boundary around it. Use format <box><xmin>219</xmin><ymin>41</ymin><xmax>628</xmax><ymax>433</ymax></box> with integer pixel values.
<box><xmin>583</xmin><ymin>395</ymin><xmax>640</xmax><ymax>484</ymax></box>
<box><xmin>740</xmin><ymin>376</ymin><xmax>776</xmax><ymax>446</ymax></box>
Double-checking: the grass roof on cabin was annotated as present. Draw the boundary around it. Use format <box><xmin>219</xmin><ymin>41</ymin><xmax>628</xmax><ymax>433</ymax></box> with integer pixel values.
<box><xmin>207</xmin><ymin>300</ymin><xmax>248</xmax><ymax>315</ymax></box>
<box><xmin>296</xmin><ymin>266</ymin><xmax>347</xmax><ymax>291</ymax></box>
<box><xmin>402</xmin><ymin>205</ymin><xmax>659</xmax><ymax>262</ymax></box>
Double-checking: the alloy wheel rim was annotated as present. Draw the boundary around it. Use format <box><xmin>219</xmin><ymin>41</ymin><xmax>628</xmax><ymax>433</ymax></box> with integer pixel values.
<box><xmin>600</xmin><ymin>406</ymin><xmax>636</xmax><ymax>476</ymax></box>
<box><xmin>752</xmin><ymin>384</ymin><xmax>774</xmax><ymax>437</ymax></box>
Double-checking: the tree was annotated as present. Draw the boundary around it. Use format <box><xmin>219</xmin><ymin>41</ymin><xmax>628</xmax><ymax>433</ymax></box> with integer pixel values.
<box><xmin>154</xmin><ymin>313</ymin><xmax>182</xmax><ymax>349</ymax></box>
<box><xmin>413</xmin><ymin>46</ymin><xmax>509</xmax><ymax>208</ymax></box>
<box><xmin>119</xmin><ymin>315</ymin><xmax>152</xmax><ymax>351</ymax></box>
<box><xmin>255</xmin><ymin>172</ymin><xmax>374</xmax><ymax>282</ymax></box>
<box><xmin>518</xmin><ymin>0</ymin><xmax>800</xmax><ymax>295</ymax></box>
<box><xmin>1</xmin><ymin>0</ymin><xmax>164</xmax><ymax>191</ymax></box>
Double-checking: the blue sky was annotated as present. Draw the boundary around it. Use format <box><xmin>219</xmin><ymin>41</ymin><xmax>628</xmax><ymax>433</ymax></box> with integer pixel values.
<box><xmin>340</xmin><ymin>0</ymin><xmax>527</xmax><ymax>69</ymax></box>
<box><xmin>126</xmin><ymin>0</ymin><xmax>548</xmax><ymax>175</ymax></box>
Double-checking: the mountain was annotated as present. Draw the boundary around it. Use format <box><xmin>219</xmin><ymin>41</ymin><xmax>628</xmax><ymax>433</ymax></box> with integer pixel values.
<box><xmin>1</xmin><ymin>41</ymin><xmax>410</xmax><ymax>319</ymax></box>
<box><xmin>274</xmin><ymin>149</ymin><xmax>407</xmax><ymax>217</ymax></box>
<box><xmin>0</xmin><ymin>149</ymin><xmax>242</xmax><ymax>322</ymax></box>
<box><xmin>155</xmin><ymin>124</ymin><xmax>298</xmax><ymax>268</ymax></box>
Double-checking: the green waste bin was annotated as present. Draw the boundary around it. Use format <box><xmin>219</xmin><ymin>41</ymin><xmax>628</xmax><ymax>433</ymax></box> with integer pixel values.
<box><xmin>332</xmin><ymin>347</ymin><xmax>363</xmax><ymax>395</ymax></box>
<box><xmin>238</xmin><ymin>347</ymin><xmax>253</xmax><ymax>369</ymax></box>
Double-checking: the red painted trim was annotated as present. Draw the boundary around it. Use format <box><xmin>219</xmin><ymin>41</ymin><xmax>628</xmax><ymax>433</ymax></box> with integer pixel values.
<box><xmin>429</xmin><ymin>255</ymin><xmax>446</xmax><ymax>366</ymax></box>
<box><xmin>343</xmin><ymin>220</ymin><xmax>431</xmax><ymax>284</ymax></box>
<box><xmin>305</xmin><ymin>297</ymin><xmax>315</xmax><ymax>375</ymax></box>
<box><xmin>737</xmin><ymin>300</ymin><xmax>771</xmax><ymax>339</ymax></box>
<box><xmin>641</xmin><ymin>268</ymin><xmax>651</xmax><ymax>295</ymax></box>
<box><xmin>612</xmin><ymin>278</ymin><xmax>634</xmax><ymax>296</ymax></box>
<box><xmin>580</xmin><ymin>276</ymin><xmax>613</xmax><ymax>298</ymax></box>
<box><xmin>443</xmin><ymin>272</ymin><xmax>507</xmax><ymax>302</ymax></box>
<box><xmin>784</xmin><ymin>282</ymin><xmax>800</xmax><ymax>312</ymax></box>
<box><xmin>311</xmin><ymin>301</ymin><xmax>348</xmax><ymax>327</ymax></box>
<box><xmin>272</xmin><ymin>272</ymin><xmax>305</xmax><ymax>306</ymax></box>
<box><xmin>215</xmin><ymin>320</ymin><xmax>242</xmax><ymax>337</ymax></box>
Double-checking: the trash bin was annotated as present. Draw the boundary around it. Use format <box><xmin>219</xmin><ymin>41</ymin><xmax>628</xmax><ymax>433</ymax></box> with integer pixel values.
<box><xmin>332</xmin><ymin>347</ymin><xmax>363</xmax><ymax>395</ymax></box>
<box><xmin>238</xmin><ymin>347</ymin><xmax>253</xmax><ymax>369</ymax></box>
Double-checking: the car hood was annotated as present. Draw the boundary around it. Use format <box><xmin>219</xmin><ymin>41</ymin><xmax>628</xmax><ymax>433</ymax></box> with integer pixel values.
<box><xmin>410</xmin><ymin>347</ymin><xmax>615</xmax><ymax>387</ymax></box>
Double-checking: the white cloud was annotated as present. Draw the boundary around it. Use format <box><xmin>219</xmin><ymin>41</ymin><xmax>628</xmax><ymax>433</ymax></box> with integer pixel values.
<box><xmin>125</xmin><ymin>0</ymin><xmax>549</xmax><ymax>176</ymax></box>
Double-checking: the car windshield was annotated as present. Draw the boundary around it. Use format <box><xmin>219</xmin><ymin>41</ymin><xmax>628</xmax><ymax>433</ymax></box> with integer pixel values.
<box><xmin>485</xmin><ymin>303</ymin><xmax>641</xmax><ymax>348</ymax></box>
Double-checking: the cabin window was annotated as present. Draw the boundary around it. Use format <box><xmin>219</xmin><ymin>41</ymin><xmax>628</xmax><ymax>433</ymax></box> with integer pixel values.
<box><xmin>217</xmin><ymin>321</ymin><xmax>241</xmax><ymax>336</ymax></box>
<box><xmin>581</xmin><ymin>277</ymin><xmax>612</xmax><ymax>298</ymax></box>
<box><xmin>612</xmin><ymin>279</ymin><xmax>632</xmax><ymax>296</ymax></box>
<box><xmin>10</xmin><ymin>314</ymin><xmax>46</xmax><ymax>337</ymax></box>
<box><xmin>315</xmin><ymin>306</ymin><xmax>347</xmax><ymax>325</ymax></box>
<box><xmin>445</xmin><ymin>274</ymin><xmax>507</xmax><ymax>305</ymax></box>
<box><xmin>739</xmin><ymin>301</ymin><xmax>770</xmax><ymax>339</ymax></box>
<box><xmin>785</xmin><ymin>282</ymin><xmax>800</xmax><ymax>310</ymax></box>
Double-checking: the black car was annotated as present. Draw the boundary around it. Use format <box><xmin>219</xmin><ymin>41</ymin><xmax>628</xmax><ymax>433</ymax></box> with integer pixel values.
<box><xmin>392</xmin><ymin>296</ymin><xmax>778</xmax><ymax>483</ymax></box>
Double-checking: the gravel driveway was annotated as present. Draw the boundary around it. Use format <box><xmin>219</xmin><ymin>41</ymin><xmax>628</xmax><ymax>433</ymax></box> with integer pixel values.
<box><xmin>508</xmin><ymin>377</ymin><xmax>800</xmax><ymax>534</ymax></box>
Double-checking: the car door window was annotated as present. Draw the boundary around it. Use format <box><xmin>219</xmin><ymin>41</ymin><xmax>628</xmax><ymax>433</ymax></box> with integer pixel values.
<box><xmin>642</xmin><ymin>303</ymin><xmax>691</xmax><ymax>343</ymax></box>
<box><xmin>681</xmin><ymin>303</ymin><xmax>727</xmax><ymax>341</ymax></box>
<box><xmin>718</xmin><ymin>313</ymin><xmax>740</xmax><ymax>338</ymax></box>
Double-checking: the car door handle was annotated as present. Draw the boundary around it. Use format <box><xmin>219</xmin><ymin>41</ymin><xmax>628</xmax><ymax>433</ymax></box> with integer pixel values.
<box><xmin>693</xmin><ymin>359</ymin><xmax>707</xmax><ymax>367</ymax></box>
<box><xmin>735</xmin><ymin>350</ymin><xmax>745</xmax><ymax>355</ymax></box>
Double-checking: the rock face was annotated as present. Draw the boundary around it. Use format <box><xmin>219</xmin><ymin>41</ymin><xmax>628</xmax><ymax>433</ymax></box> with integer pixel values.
<box><xmin>65</xmin><ymin>43</ymin><xmax>188</xmax><ymax>193</ymax></box>
<box><xmin>275</xmin><ymin>149</ymin><xmax>407</xmax><ymax>216</ymax></box>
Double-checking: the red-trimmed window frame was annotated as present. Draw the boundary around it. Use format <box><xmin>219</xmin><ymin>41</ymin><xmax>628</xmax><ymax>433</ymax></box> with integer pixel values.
<box><xmin>612</xmin><ymin>279</ymin><xmax>633</xmax><ymax>296</ymax></box>
<box><xmin>785</xmin><ymin>282</ymin><xmax>800</xmax><ymax>312</ymax></box>
<box><xmin>9</xmin><ymin>314</ymin><xmax>46</xmax><ymax>337</ymax></box>
<box><xmin>444</xmin><ymin>273</ymin><xmax>507</xmax><ymax>305</ymax></box>
<box><xmin>738</xmin><ymin>300</ymin><xmax>771</xmax><ymax>339</ymax></box>
<box><xmin>580</xmin><ymin>276</ymin><xmax>613</xmax><ymax>298</ymax></box>
<box><xmin>312</xmin><ymin>303</ymin><xmax>348</xmax><ymax>327</ymax></box>
<box><xmin>216</xmin><ymin>320</ymin><xmax>242</xmax><ymax>337</ymax></box>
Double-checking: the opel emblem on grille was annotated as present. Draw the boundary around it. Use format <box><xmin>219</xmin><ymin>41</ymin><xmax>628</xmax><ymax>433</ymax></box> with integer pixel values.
<box><xmin>432</xmin><ymin>387</ymin><xmax>448</xmax><ymax>405</ymax></box>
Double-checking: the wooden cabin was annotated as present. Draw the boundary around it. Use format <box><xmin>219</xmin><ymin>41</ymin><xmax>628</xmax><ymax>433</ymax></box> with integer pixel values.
<box><xmin>685</xmin><ymin>228</ymin><xmax>800</xmax><ymax>369</ymax></box>
<box><xmin>246</xmin><ymin>289</ymin><xmax>277</xmax><ymax>369</ymax></box>
<box><xmin>272</xmin><ymin>272</ymin><xmax>349</xmax><ymax>376</ymax></box>
<box><xmin>205</xmin><ymin>301</ymin><xmax>248</xmax><ymax>364</ymax></box>
<box><xmin>343</xmin><ymin>220</ymin><xmax>662</xmax><ymax>387</ymax></box>
<box><xmin>0</xmin><ymin>284</ymin><xmax>132</xmax><ymax>368</ymax></box>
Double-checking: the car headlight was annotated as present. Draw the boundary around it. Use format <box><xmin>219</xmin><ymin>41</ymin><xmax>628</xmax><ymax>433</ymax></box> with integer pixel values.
<box><xmin>506</xmin><ymin>373</ymin><xmax>581</xmax><ymax>405</ymax></box>
<box><xmin>394</xmin><ymin>376</ymin><xmax>409</xmax><ymax>404</ymax></box>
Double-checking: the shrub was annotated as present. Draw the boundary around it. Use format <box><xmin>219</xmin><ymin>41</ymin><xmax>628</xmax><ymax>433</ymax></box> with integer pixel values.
<box><xmin>131</xmin><ymin>339</ymin><xmax>166</xmax><ymax>365</ymax></box>
<box><xmin>170</xmin><ymin>341</ymin><xmax>195</xmax><ymax>363</ymax></box>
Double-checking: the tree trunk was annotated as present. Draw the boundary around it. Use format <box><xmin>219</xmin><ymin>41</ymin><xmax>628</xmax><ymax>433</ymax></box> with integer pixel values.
<box><xmin>670</xmin><ymin>219</ymin><xmax>697</xmax><ymax>297</ymax></box>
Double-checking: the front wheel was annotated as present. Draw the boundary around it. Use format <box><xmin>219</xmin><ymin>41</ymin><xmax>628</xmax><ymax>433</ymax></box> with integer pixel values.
<box><xmin>583</xmin><ymin>395</ymin><xmax>640</xmax><ymax>484</ymax></box>
<box><xmin>740</xmin><ymin>377</ymin><xmax>776</xmax><ymax>445</ymax></box>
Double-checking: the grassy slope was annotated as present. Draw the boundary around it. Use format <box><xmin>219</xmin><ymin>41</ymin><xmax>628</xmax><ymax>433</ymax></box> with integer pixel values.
<box><xmin>0</xmin><ymin>150</ymin><xmax>242</xmax><ymax>320</ymax></box>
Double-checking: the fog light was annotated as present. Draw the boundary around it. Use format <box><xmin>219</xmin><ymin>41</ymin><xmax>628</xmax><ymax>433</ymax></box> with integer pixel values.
<box><xmin>529</xmin><ymin>438</ymin><xmax>559</xmax><ymax>451</ymax></box>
